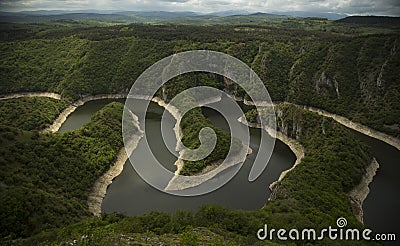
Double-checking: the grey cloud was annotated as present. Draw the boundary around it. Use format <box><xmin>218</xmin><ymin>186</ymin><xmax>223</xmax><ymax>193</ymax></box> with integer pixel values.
<box><xmin>348</xmin><ymin>0</ymin><xmax>375</xmax><ymax>8</ymax></box>
<box><xmin>203</xmin><ymin>0</ymin><xmax>231</xmax><ymax>6</ymax></box>
<box><xmin>158</xmin><ymin>0</ymin><xmax>191</xmax><ymax>2</ymax></box>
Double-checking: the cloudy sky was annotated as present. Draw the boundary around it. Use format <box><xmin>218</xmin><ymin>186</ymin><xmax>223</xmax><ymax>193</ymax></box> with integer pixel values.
<box><xmin>0</xmin><ymin>0</ymin><xmax>399</xmax><ymax>16</ymax></box>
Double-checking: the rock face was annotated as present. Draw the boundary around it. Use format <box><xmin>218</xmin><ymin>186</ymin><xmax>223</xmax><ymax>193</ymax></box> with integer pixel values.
<box><xmin>315</xmin><ymin>71</ymin><xmax>340</xmax><ymax>98</ymax></box>
<box><xmin>237</xmin><ymin>114</ymin><xmax>304</xmax><ymax>198</ymax></box>
<box><xmin>376</xmin><ymin>61</ymin><xmax>387</xmax><ymax>88</ymax></box>
<box><xmin>348</xmin><ymin>158</ymin><xmax>380</xmax><ymax>224</ymax></box>
<box><xmin>276</xmin><ymin>108</ymin><xmax>303</xmax><ymax>140</ymax></box>
<box><xmin>240</xmin><ymin>102</ymin><xmax>387</xmax><ymax>223</ymax></box>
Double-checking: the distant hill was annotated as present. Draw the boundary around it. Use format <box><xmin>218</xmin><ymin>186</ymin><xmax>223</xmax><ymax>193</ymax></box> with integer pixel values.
<box><xmin>336</xmin><ymin>16</ymin><xmax>400</xmax><ymax>25</ymax></box>
<box><xmin>114</xmin><ymin>11</ymin><xmax>199</xmax><ymax>18</ymax></box>
<box><xmin>270</xmin><ymin>11</ymin><xmax>347</xmax><ymax>20</ymax></box>
<box><xmin>0</xmin><ymin>10</ymin><xmax>340</xmax><ymax>24</ymax></box>
<box><xmin>209</xmin><ymin>10</ymin><xmax>252</xmax><ymax>16</ymax></box>
<box><xmin>18</xmin><ymin>10</ymin><xmax>119</xmax><ymax>15</ymax></box>
<box><xmin>2</xmin><ymin>11</ymin><xmax>398</xmax><ymax>25</ymax></box>
<box><xmin>0</xmin><ymin>13</ymin><xmax>136</xmax><ymax>23</ymax></box>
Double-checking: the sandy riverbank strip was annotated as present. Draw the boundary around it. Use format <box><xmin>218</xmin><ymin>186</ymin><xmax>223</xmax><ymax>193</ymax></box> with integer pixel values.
<box><xmin>267</xmin><ymin>128</ymin><xmax>304</xmax><ymax>191</ymax></box>
<box><xmin>151</xmin><ymin>97</ymin><xmax>183</xmax><ymax>155</ymax></box>
<box><xmin>42</xmin><ymin>94</ymin><xmax>127</xmax><ymax>133</ymax></box>
<box><xmin>348</xmin><ymin>158</ymin><xmax>380</xmax><ymax>224</ymax></box>
<box><xmin>164</xmin><ymin>147</ymin><xmax>251</xmax><ymax>191</ymax></box>
<box><xmin>0</xmin><ymin>92</ymin><xmax>61</xmax><ymax>100</ymax></box>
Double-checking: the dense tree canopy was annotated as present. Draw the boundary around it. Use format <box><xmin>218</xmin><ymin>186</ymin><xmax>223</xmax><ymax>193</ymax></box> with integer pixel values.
<box><xmin>1</xmin><ymin>23</ymin><xmax>398</xmax><ymax>137</ymax></box>
<box><xmin>0</xmin><ymin>102</ymin><xmax>127</xmax><ymax>238</ymax></box>
<box><xmin>0</xmin><ymin>19</ymin><xmax>397</xmax><ymax>244</ymax></box>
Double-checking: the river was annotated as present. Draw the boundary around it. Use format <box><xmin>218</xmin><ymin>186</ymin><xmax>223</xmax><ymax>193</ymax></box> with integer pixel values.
<box><xmin>104</xmin><ymin>97</ymin><xmax>295</xmax><ymax>213</ymax></box>
<box><xmin>57</xmin><ymin>98</ymin><xmax>399</xmax><ymax>238</ymax></box>
<box><xmin>356</xmin><ymin>131</ymin><xmax>400</xmax><ymax>235</ymax></box>
<box><xmin>58</xmin><ymin>98</ymin><xmax>294</xmax><ymax>213</ymax></box>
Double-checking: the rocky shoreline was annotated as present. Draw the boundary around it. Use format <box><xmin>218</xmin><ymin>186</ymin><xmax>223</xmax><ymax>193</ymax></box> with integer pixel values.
<box><xmin>152</xmin><ymin>96</ymin><xmax>253</xmax><ymax>191</ymax></box>
<box><xmin>164</xmin><ymin>147</ymin><xmax>252</xmax><ymax>191</ymax></box>
<box><xmin>237</xmin><ymin>104</ymin><xmax>380</xmax><ymax>223</ymax></box>
<box><xmin>0</xmin><ymin>92</ymin><xmax>61</xmax><ymax>100</ymax></box>
<box><xmin>87</xmin><ymin>112</ymin><xmax>144</xmax><ymax>217</ymax></box>
<box><xmin>241</xmin><ymin>99</ymin><xmax>400</xmax><ymax>151</ymax></box>
<box><xmin>237</xmin><ymin>116</ymin><xmax>305</xmax><ymax>192</ymax></box>
<box><xmin>151</xmin><ymin>97</ymin><xmax>184</xmax><ymax>155</ymax></box>
<box><xmin>302</xmin><ymin>106</ymin><xmax>400</xmax><ymax>151</ymax></box>
<box><xmin>2</xmin><ymin>92</ymin><xmax>395</xmax><ymax>221</ymax></box>
<box><xmin>42</xmin><ymin>94</ymin><xmax>127</xmax><ymax>133</ymax></box>
<box><xmin>348</xmin><ymin>158</ymin><xmax>380</xmax><ymax>224</ymax></box>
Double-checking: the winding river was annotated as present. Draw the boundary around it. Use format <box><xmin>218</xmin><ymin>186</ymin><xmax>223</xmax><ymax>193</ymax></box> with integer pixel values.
<box><xmin>57</xmin><ymin>97</ymin><xmax>399</xmax><ymax>236</ymax></box>
<box><xmin>58</xmin><ymin>98</ymin><xmax>295</xmax><ymax>213</ymax></box>
<box><xmin>107</xmin><ymin>98</ymin><xmax>295</xmax><ymax>213</ymax></box>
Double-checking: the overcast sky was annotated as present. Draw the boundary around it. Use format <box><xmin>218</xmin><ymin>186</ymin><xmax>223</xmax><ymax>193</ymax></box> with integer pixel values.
<box><xmin>0</xmin><ymin>0</ymin><xmax>399</xmax><ymax>16</ymax></box>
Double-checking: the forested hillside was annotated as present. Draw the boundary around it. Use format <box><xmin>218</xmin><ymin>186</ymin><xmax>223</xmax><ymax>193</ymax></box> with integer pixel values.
<box><xmin>0</xmin><ymin>19</ymin><xmax>398</xmax><ymax>244</ymax></box>
<box><xmin>0</xmin><ymin>97</ymin><xmax>70</xmax><ymax>131</ymax></box>
<box><xmin>0</xmin><ymin>102</ymin><xmax>128</xmax><ymax>238</ymax></box>
<box><xmin>1</xmin><ymin>23</ymin><xmax>399</xmax><ymax>137</ymax></box>
<box><xmin>18</xmin><ymin>103</ymin><xmax>376</xmax><ymax>245</ymax></box>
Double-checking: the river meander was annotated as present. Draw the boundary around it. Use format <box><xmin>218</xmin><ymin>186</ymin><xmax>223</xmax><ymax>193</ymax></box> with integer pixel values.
<box><xmin>57</xmin><ymin>98</ymin><xmax>399</xmax><ymax>236</ymax></box>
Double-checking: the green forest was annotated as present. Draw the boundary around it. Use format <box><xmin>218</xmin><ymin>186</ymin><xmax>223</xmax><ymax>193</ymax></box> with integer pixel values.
<box><xmin>2</xmin><ymin>100</ymin><xmax>372</xmax><ymax>245</ymax></box>
<box><xmin>0</xmin><ymin>102</ymin><xmax>129</xmax><ymax>239</ymax></box>
<box><xmin>0</xmin><ymin>15</ymin><xmax>398</xmax><ymax>245</ymax></box>
<box><xmin>0</xmin><ymin>97</ymin><xmax>71</xmax><ymax>131</ymax></box>
<box><xmin>0</xmin><ymin>21</ymin><xmax>399</xmax><ymax>137</ymax></box>
<box><xmin>179</xmin><ymin>107</ymin><xmax>242</xmax><ymax>175</ymax></box>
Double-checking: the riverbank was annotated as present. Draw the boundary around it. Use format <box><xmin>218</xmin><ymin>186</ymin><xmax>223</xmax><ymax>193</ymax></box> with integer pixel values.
<box><xmin>164</xmin><ymin>146</ymin><xmax>251</xmax><ymax>191</ymax></box>
<box><xmin>302</xmin><ymin>106</ymin><xmax>400</xmax><ymax>151</ymax></box>
<box><xmin>151</xmin><ymin>97</ymin><xmax>183</xmax><ymax>155</ymax></box>
<box><xmin>239</xmin><ymin>98</ymin><xmax>400</xmax><ymax>151</ymax></box>
<box><xmin>6</xmin><ymin>91</ymin><xmax>398</xmax><ymax>151</ymax></box>
<box><xmin>237</xmin><ymin>116</ymin><xmax>305</xmax><ymax>193</ymax></box>
<box><xmin>238</xmin><ymin>106</ymin><xmax>380</xmax><ymax>223</ymax></box>
<box><xmin>152</xmin><ymin>96</ymin><xmax>253</xmax><ymax>191</ymax></box>
<box><xmin>87</xmin><ymin>111</ymin><xmax>144</xmax><ymax>217</ymax></box>
<box><xmin>348</xmin><ymin>158</ymin><xmax>380</xmax><ymax>224</ymax></box>
<box><xmin>0</xmin><ymin>92</ymin><xmax>61</xmax><ymax>100</ymax></box>
<box><xmin>3</xmin><ymin>92</ymin><xmax>396</xmax><ymax>221</ymax></box>
<box><xmin>42</xmin><ymin>94</ymin><xmax>127</xmax><ymax>133</ymax></box>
